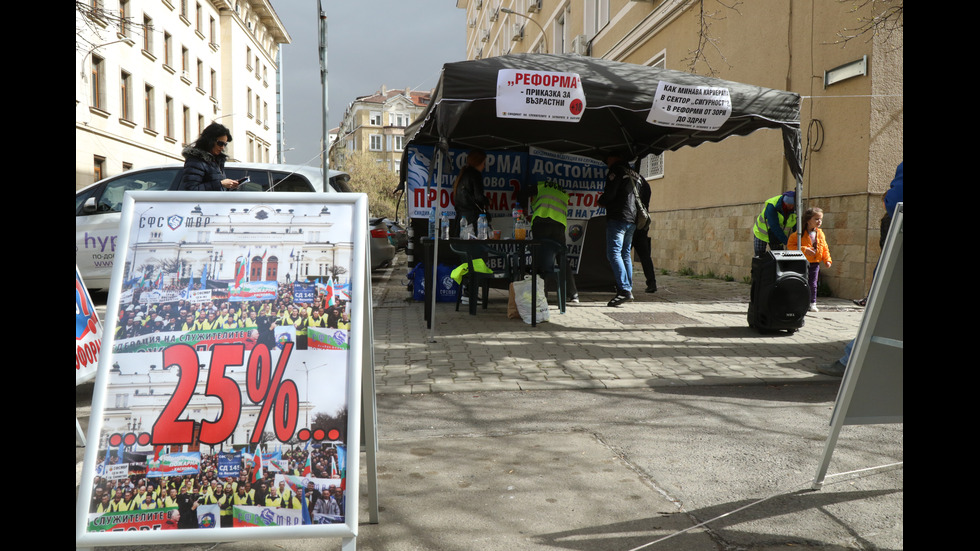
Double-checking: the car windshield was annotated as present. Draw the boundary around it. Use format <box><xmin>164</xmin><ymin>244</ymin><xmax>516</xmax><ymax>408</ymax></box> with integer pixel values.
<box><xmin>80</xmin><ymin>169</ymin><xmax>180</xmax><ymax>214</ymax></box>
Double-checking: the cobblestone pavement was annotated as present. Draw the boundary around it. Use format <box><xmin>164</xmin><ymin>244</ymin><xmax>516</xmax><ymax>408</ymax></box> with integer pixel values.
<box><xmin>370</xmin><ymin>253</ymin><xmax>863</xmax><ymax>395</ymax></box>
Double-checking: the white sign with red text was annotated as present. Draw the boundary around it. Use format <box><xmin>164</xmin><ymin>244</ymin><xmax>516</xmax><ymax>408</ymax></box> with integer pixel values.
<box><xmin>496</xmin><ymin>69</ymin><xmax>586</xmax><ymax>122</ymax></box>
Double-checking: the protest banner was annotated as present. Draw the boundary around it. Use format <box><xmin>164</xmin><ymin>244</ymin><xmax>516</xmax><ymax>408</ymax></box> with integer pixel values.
<box><xmin>76</xmin><ymin>267</ymin><xmax>103</xmax><ymax>386</ymax></box>
<box><xmin>77</xmin><ymin>192</ymin><xmax>368</xmax><ymax>548</ymax></box>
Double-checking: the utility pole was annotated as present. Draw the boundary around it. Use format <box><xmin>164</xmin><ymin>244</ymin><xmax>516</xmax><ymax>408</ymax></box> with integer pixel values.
<box><xmin>318</xmin><ymin>1</ymin><xmax>329</xmax><ymax>189</ymax></box>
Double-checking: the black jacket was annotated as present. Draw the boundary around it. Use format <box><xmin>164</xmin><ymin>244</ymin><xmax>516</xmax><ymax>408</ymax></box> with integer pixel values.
<box><xmin>597</xmin><ymin>162</ymin><xmax>638</xmax><ymax>223</ymax></box>
<box><xmin>453</xmin><ymin>166</ymin><xmax>490</xmax><ymax>222</ymax></box>
<box><xmin>178</xmin><ymin>146</ymin><xmax>227</xmax><ymax>191</ymax></box>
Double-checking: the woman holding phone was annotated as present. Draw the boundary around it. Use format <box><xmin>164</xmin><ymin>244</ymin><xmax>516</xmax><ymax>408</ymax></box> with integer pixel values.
<box><xmin>178</xmin><ymin>122</ymin><xmax>240</xmax><ymax>191</ymax></box>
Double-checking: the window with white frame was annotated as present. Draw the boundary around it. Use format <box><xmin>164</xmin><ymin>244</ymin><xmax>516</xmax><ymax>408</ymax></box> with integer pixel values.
<box><xmin>144</xmin><ymin>84</ymin><xmax>155</xmax><ymax>130</ymax></box>
<box><xmin>639</xmin><ymin>55</ymin><xmax>666</xmax><ymax>180</ymax></box>
<box><xmin>163</xmin><ymin>32</ymin><xmax>172</xmax><ymax>67</ymax></box>
<box><xmin>554</xmin><ymin>13</ymin><xmax>566</xmax><ymax>54</ymax></box>
<box><xmin>142</xmin><ymin>15</ymin><xmax>153</xmax><ymax>54</ymax></box>
<box><xmin>369</xmin><ymin>111</ymin><xmax>382</xmax><ymax>126</ymax></box>
<box><xmin>91</xmin><ymin>55</ymin><xmax>106</xmax><ymax>110</ymax></box>
<box><xmin>165</xmin><ymin>96</ymin><xmax>174</xmax><ymax>138</ymax></box>
<box><xmin>369</xmin><ymin>134</ymin><xmax>383</xmax><ymax>151</ymax></box>
<box><xmin>120</xmin><ymin>70</ymin><xmax>133</xmax><ymax>121</ymax></box>
<box><xmin>392</xmin><ymin>135</ymin><xmax>405</xmax><ymax>151</ymax></box>
<box><xmin>584</xmin><ymin>0</ymin><xmax>609</xmax><ymax>39</ymax></box>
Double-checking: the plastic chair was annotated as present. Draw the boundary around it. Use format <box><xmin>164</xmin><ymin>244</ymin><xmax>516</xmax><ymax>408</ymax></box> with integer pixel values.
<box><xmin>533</xmin><ymin>239</ymin><xmax>567</xmax><ymax>314</ymax></box>
<box><xmin>450</xmin><ymin>241</ymin><xmax>515</xmax><ymax>315</ymax></box>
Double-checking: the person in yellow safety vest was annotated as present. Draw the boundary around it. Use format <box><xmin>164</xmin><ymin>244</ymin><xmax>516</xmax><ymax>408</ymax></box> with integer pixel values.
<box><xmin>114</xmin><ymin>489</ymin><xmax>139</xmax><ymax>511</ymax></box>
<box><xmin>139</xmin><ymin>492</ymin><xmax>160</xmax><ymax>510</ymax></box>
<box><xmin>753</xmin><ymin>190</ymin><xmax>797</xmax><ymax>257</ymax></box>
<box><xmin>526</xmin><ymin>179</ymin><xmax>579</xmax><ymax>303</ymax></box>
<box><xmin>95</xmin><ymin>494</ymin><xmax>113</xmax><ymax>514</ymax></box>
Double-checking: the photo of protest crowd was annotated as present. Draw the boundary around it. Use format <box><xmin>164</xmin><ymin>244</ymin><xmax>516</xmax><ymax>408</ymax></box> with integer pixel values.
<box><xmin>81</xmin><ymin>198</ymin><xmax>364</xmax><ymax>537</ymax></box>
<box><xmin>87</xmin><ymin>444</ymin><xmax>347</xmax><ymax>530</ymax></box>
<box><xmin>112</xmin><ymin>277</ymin><xmax>352</xmax><ymax>353</ymax></box>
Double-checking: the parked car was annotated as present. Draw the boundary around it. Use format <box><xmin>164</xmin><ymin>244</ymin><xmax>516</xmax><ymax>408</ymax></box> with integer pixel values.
<box><xmin>380</xmin><ymin>218</ymin><xmax>409</xmax><ymax>250</ymax></box>
<box><xmin>75</xmin><ymin>162</ymin><xmax>394</xmax><ymax>290</ymax></box>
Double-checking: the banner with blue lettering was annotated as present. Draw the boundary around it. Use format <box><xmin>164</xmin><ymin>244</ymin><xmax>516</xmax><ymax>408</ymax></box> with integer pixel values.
<box><xmin>293</xmin><ymin>282</ymin><xmax>315</xmax><ymax>304</ymax></box>
<box><xmin>406</xmin><ymin>145</ymin><xmax>610</xmax><ymax>271</ymax></box>
<box><xmin>404</xmin><ymin>145</ymin><xmax>526</xmax><ymax>225</ymax></box>
<box><xmin>217</xmin><ymin>451</ymin><xmax>241</xmax><ymax>479</ymax></box>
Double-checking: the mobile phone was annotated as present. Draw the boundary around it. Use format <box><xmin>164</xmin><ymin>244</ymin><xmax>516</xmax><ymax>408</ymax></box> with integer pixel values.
<box><xmin>236</xmin><ymin>177</ymin><xmax>250</xmax><ymax>184</ymax></box>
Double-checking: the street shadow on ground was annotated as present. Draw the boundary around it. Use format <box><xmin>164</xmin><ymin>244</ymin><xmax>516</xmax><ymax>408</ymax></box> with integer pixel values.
<box><xmin>531</xmin><ymin>488</ymin><xmax>903</xmax><ymax>551</ymax></box>
<box><xmin>597</xmin><ymin>381</ymin><xmax>844</xmax><ymax>404</ymax></box>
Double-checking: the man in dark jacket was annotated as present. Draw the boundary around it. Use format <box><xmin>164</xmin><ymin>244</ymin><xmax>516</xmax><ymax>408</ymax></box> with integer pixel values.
<box><xmin>597</xmin><ymin>153</ymin><xmax>639</xmax><ymax>307</ymax></box>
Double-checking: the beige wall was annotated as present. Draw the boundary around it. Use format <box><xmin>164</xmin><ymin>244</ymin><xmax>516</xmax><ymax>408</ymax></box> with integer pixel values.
<box><xmin>593</xmin><ymin>1</ymin><xmax>900</xmax><ymax>299</ymax></box>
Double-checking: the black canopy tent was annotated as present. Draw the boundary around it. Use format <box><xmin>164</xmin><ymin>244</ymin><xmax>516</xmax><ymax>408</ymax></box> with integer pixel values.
<box><xmin>401</xmin><ymin>53</ymin><xmax>803</xmax><ymax>178</ymax></box>
<box><xmin>399</xmin><ymin>54</ymin><xmax>803</xmax><ymax>334</ymax></box>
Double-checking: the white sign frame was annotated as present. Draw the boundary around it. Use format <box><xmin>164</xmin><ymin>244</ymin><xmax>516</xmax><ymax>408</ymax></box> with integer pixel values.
<box><xmin>76</xmin><ymin>191</ymin><xmax>368</xmax><ymax>548</ymax></box>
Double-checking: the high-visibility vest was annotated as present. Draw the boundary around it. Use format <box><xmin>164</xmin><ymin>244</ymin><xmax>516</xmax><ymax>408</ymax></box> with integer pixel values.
<box><xmin>531</xmin><ymin>181</ymin><xmax>569</xmax><ymax>227</ymax></box>
<box><xmin>753</xmin><ymin>195</ymin><xmax>797</xmax><ymax>242</ymax></box>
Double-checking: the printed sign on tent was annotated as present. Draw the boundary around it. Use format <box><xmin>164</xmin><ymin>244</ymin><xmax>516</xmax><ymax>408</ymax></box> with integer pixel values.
<box><xmin>647</xmin><ymin>81</ymin><xmax>732</xmax><ymax>131</ymax></box>
<box><xmin>496</xmin><ymin>69</ymin><xmax>587</xmax><ymax>122</ymax></box>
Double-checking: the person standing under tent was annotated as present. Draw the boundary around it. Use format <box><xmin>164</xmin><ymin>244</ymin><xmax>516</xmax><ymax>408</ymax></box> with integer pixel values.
<box><xmin>598</xmin><ymin>153</ymin><xmax>640</xmax><ymax>307</ymax></box>
<box><xmin>526</xmin><ymin>179</ymin><xmax>579</xmax><ymax>303</ymax></box>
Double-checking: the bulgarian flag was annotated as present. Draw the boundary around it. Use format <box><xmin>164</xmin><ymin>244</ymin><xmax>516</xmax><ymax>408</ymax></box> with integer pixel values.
<box><xmin>325</xmin><ymin>277</ymin><xmax>335</xmax><ymax>307</ymax></box>
<box><xmin>252</xmin><ymin>445</ymin><xmax>264</xmax><ymax>483</ymax></box>
<box><xmin>303</xmin><ymin>452</ymin><xmax>312</xmax><ymax>476</ymax></box>
<box><xmin>282</xmin><ymin>474</ymin><xmax>313</xmax><ymax>525</ymax></box>
<box><xmin>234</xmin><ymin>256</ymin><xmax>247</xmax><ymax>288</ymax></box>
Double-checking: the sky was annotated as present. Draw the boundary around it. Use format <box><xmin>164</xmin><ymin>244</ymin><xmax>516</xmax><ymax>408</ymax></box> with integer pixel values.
<box><xmin>275</xmin><ymin>2</ymin><xmax>467</xmax><ymax>167</ymax></box>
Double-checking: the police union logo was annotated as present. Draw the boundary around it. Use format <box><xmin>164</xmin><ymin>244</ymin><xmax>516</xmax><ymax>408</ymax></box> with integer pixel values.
<box><xmin>260</xmin><ymin>508</ymin><xmax>276</xmax><ymax>525</ymax></box>
<box><xmin>199</xmin><ymin>512</ymin><xmax>216</xmax><ymax>528</ymax></box>
<box><xmin>441</xmin><ymin>275</ymin><xmax>455</xmax><ymax>290</ymax></box>
<box><xmin>167</xmin><ymin>215</ymin><xmax>184</xmax><ymax>231</ymax></box>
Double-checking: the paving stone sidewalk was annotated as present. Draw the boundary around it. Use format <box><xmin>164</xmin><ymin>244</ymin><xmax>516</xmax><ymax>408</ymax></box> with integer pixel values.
<box><xmin>370</xmin><ymin>254</ymin><xmax>862</xmax><ymax>395</ymax></box>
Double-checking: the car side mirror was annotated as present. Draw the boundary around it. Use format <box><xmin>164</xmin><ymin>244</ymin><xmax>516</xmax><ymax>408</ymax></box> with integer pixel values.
<box><xmin>83</xmin><ymin>196</ymin><xmax>98</xmax><ymax>214</ymax></box>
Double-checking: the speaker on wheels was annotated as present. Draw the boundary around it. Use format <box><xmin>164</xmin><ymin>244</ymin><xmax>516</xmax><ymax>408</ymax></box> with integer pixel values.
<box><xmin>747</xmin><ymin>249</ymin><xmax>809</xmax><ymax>333</ymax></box>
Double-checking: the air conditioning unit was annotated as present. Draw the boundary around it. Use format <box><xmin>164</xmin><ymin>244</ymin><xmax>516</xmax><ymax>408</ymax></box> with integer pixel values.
<box><xmin>511</xmin><ymin>23</ymin><xmax>524</xmax><ymax>41</ymax></box>
<box><xmin>481</xmin><ymin>29</ymin><xmax>489</xmax><ymax>42</ymax></box>
<box><xmin>475</xmin><ymin>0</ymin><xmax>483</xmax><ymax>9</ymax></box>
<box><xmin>468</xmin><ymin>17</ymin><xmax>476</xmax><ymax>28</ymax></box>
<box><xmin>527</xmin><ymin>0</ymin><xmax>542</xmax><ymax>13</ymax></box>
<box><xmin>570</xmin><ymin>34</ymin><xmax>589</xmax><ymax>55</ymax></box>
<box><xmin>490</xmin><ymin>7</ymin><xmax>499</xmax><ymax>22</ymax></box>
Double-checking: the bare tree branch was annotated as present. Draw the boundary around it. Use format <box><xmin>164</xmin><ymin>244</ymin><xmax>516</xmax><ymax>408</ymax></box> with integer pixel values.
<box><xmin>831</xmin><ymin>0</ymin><xmax>903</xmax><ymax>47</ymax></box>
<box><xmin>684</xmin><ymin>0</ymin><xmax>742</xmax><ymax>76</ymax></box>
<box><xmin>76</xmin><ymin>0</ymin><xmax>151</xmax><ymax>54</ymax></box>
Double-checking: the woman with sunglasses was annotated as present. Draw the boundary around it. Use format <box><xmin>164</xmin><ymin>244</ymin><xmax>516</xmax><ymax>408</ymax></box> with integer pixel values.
<box><xmin>177</xmin><ymin>122</ymin><xmax>239</xmax><ymax>191</ymax></box>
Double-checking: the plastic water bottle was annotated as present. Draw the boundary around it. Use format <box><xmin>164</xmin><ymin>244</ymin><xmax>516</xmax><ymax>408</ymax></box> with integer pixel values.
<box><xmin>459</xmin><ymin>216</ymin><xmax>468</xmax><ymax>238</ymax></box>
<box><xmin>477</xmin><ymin>214</ymin><xmax>489</xmax><ymax>240</ymax></box>
<box><xmin>440</xmin><ymin>211</ymin><xmax>450</xmax><ymax>240</ymax></box>
<box><xmin>428</xmin><ymin>206</ymin><xmax>437</xmax><ymax>239</ymax></box>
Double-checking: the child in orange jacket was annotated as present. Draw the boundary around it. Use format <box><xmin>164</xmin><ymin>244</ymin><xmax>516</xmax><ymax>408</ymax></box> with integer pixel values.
<box><xmin>788</xmin><ymin>207</ymin><xmax>832</xmax><ymax>312</ymax></box>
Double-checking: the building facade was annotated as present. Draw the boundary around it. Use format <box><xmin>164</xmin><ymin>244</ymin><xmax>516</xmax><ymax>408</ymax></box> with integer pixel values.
<box><xmin>330</xmin><ymin>86</ymin><xmax>432</xmax><ymax>171</ymax></box>
<box><xmin>455</xmin><ymin>0</ymin><xmax>903</xmax><ymax>299</ymax></box>
<box><xmin>76</xmin><ymin>0</ymin><xmax>290</xmax><ymax>190</ymax></box>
